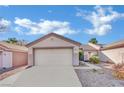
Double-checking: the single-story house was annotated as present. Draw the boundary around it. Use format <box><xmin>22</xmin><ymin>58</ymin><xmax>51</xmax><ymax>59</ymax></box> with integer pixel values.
<box><xmin>99</xmin><ymin>40</ymin><xmax>124</xmax><ymax>64</ymax></box>
<box><xmin>80</xmin><ymin>43</ymin><xmax>100</xmax><ymax>61</ymax></box>
<box><xmin>26</xmin><ymin>33</ymin><xmax>81</xmax><ymax>66</ymax></box>
<box><xmin>0</xmin><ymin>42</ymin><xmax>28</xmax><ymax>69</ymax></box>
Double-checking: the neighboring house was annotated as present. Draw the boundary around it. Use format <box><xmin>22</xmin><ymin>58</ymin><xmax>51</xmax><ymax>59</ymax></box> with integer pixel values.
<box><xmin>0</xmin><ymin>42</ymin><xmax>28</xmax><ymax>69</ymax></box>
<box><xmin>80</xmin><ymin>43</ymin><xmax>100</xmax><ymax>61</ymax></box>
<box><xmin>26</xmin><ymin>33</ymin><xmax>81</xmax><ymax>66</ymax></box>
<box><xmin>99</xmin><ymin>40</ymin><xmax>124</xmax><ymax>64</ymax></box>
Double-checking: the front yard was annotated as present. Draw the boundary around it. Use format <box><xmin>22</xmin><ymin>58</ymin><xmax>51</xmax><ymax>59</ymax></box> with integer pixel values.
<box><xmin>75</xmin><ymin>62</ymin><xmax>124</xmax><ymax>87</ymax></box>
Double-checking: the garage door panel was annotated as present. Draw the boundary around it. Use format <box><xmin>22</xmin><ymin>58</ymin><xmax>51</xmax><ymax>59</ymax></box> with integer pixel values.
<box><xmin>34</xmin><ymin>48</ymin><xmax>72</xmax><ymax>66</ymax></box>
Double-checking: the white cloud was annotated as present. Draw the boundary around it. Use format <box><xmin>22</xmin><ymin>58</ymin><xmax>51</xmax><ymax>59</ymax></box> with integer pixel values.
<box><xmin>14</xmin><ymin>17</ymin><xmax>77</xmax><ymax>35</ymax></box>
<box><xmin>0</xmin><ymin>18</ymin><xmax>11</xmax><ymax>32</ymax></box>
<box><xmin>15</xmin><ymin>26</ymin><xmax>24</xmax><ymax>35</ymax></box>
<box><xmin>48</xmin><ymin>10</ymin><xmax>52</xmax><ymax>13</ymax></box>
<box><xmin>76</xmin><ymin>6</ymin><xmax>124</xmax><ymax>36</ymax></box>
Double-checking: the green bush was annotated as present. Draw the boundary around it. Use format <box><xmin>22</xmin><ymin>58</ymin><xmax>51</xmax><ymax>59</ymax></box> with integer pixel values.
<box><xmin>79</xmin><ymin>51</ymin><xmax>84</xmax><ymax>61</ymax></box>
<box><xmin>89</xmin><ymin>55</ymin><xmax>100</xmax><ymax>64</ymax></box>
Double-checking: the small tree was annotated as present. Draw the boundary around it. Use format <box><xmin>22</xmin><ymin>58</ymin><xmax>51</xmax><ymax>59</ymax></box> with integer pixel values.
<box><xmin>79</xmin><ymin>51</ymin><xmax>84</xmax><ymax>61</ymax></box>
<box><xmin>5</xmin><ymin>38</ymin><xmax>27</xmax><ymax>46</ymax></box>
<box><xmin>89</xmin><ymin>38</ymin><xmax>98</xmax><ymax>44</ymax></box>
<box><xmin>5</xmin><ymin>38</ymin><xmax>18</xmax><ymax>44</ymax></box>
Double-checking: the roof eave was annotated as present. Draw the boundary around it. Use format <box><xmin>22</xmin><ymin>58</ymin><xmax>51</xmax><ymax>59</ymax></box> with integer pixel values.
<box><xmin>26</xmin><ymin>33</ymin><xmax>81</xmax><ymax>47</ymax></box>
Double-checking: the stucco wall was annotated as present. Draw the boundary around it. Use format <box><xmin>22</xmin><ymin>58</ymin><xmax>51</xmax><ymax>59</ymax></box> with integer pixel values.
<box><xmin>30</xmin><ymin>36</ymin><xmax>77</xmax><ymax>48</ymax></box>
<box><xmin>84</xmin><ymin>51</ymin><xmax>98</xmax><ymax>61</ymax></box>
<box><xmin>28</xmin><ymin>36</ymin><xmax>79</xmax><ymax>66</ymax></box>
<box><xmin>99</xmin><ymin>47</ymin><xmax>124</xmax><ymax>64</ymax></box>
<box><xmin>13</xmin><ymin>51</ymin><xmax>28</xmax><ymax>67</ymax></box>
<box><xmin>0</xmin><ymin>52</ymin><xmax>2</xmax><ymax>68</ymax></box>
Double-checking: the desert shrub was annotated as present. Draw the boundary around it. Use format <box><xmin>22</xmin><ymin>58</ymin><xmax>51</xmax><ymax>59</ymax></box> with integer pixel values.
<box><xmin>113</xmin><ymin>63</ymin><xmax>124</xmax><ymax>70</ymax></box>
<box><xmin>113</xmin><ymin>70</ymin><xmax>124</xmax><ymax>80</ymax></box>
<box><xmin>89</xmin><ymin>55</ymin><xmax>100</xmax><ymax>64</ymax></box>
<box><xmin>112</xmin><ymin>63</ymin><xmax>124</xmax><ymax>79</ymax></box>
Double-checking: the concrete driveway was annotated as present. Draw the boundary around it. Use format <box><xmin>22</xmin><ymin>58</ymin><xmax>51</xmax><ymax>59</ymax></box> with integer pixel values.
<box><xmin>0</xmin><ymin>66</ymin><xmax>81</xmax><ymax>87</ymax></box>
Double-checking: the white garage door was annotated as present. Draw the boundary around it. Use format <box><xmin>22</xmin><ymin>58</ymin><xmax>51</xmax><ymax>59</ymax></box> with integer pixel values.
<box><xmin>34</xmin><ymin>48</ymin><xmax>73</xmax><ymax>66</ymax></box>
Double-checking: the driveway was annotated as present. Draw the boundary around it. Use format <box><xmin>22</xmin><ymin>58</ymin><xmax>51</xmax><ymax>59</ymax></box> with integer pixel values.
<box><xmin>0</xmin><ymin>66</ymin><xmax>81</xmax><ymax>87</ymax></box>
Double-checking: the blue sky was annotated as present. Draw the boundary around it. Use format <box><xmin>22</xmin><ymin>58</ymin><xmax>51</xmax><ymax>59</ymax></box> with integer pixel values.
<box><xmin>0</xmin><ymin>5</ymin><xmax>124</xmax><ymax>44</ymax></box>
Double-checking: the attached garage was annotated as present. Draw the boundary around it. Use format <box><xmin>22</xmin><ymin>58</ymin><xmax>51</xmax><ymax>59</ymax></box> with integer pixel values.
<box><xmin>27</xmin><ymin>33</ymin><xmax>81</xmax><ymax>66</ymax></box>
<box><xmin>0</xmin><ymin>42</ymin><xmax>28</xmax><ymax>68</ymax></box>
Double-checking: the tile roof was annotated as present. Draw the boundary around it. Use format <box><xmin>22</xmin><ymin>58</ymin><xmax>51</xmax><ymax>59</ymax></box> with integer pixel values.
<box><xmin>81</xmin><ymin>44</ymin><xmax>97</xmax><ymax>51</ymax></box>
<box><xmin>102</xmin><ymin>39</ymin><xmax>124</xmax><ymax>50</ymax></box>
<box><xmin>0</xmin><ymin>41</ymin><xmax>28</xmax><ymax>52</ymax></box>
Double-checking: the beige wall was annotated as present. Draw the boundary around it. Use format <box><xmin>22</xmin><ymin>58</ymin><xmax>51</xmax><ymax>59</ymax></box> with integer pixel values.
<box><xmin>28</xmin><ymin>36</ymin><xmax>79</xmax><ymax>66</ymax></box>
<box><xmin>84</xmin><ymin>51</ymin><xmax>98</xmax><ymax>61</ymax></box>
<box><xmin>30</xmin><ymin>36</ymin><xmax>77</xmax><ymax>48</ymax></box>
<box><xmin>13</xmin><ymin>51</ymin><xmax>28</xmax><ymax>67</ymax></box>
<box><xmin>88</xmin><ymin>43</ymin><xmax>101</xmax><ymax>50</ymax></box>
<box><xmin>99</xmin><ymin>47</ymin><xmax>124</xmax><ymax>64</ymax></box>
<box><xmin>0</xmin><ymin>52</ymin><xmax>2</xmax><ymax>68</ymax></box>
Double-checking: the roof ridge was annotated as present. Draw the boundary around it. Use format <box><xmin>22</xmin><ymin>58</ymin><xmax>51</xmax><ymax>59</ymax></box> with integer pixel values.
<box><xmin>26</xmin><ymin>33</ymin><xmax>81</xmax><ymax>47</ymax></box>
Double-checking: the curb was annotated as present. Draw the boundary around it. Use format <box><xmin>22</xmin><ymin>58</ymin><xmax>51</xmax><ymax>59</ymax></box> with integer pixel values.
<box><xmin>0</xmin><ymin>66</ymin><xmax>28</xmax><ymax>80</ymax></box>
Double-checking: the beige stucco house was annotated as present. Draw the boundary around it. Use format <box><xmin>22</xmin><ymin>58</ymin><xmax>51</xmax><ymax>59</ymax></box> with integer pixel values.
<box><xmin>0</xmin><ymin>42</ymin><xmax>28</xmax><ymax>69</ymax></box>
<box><xmin>26</xmin><ymin>33</ymin><xmax>81</xmax><ymax>66</ymax></box>
<box><xmin>99</xmin><ymin>40</ymin><xmax>124</xmax><ymax>64</ymax></box>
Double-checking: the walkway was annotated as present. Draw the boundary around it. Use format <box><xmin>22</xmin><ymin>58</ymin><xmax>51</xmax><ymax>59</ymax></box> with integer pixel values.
<box><xmin>74</xmin><ymin>61</ymin><xmax>102</xmax><ymax>70</ymax></box>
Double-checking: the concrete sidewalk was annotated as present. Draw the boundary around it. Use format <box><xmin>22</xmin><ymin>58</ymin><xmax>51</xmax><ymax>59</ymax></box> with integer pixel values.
<box><xmin>0</xmin><ymin>66</ymin><xmax>81</xmax><ymax>87</ymax></box>
<box><xmin>74</xmin><ymin>62</ymin><xmax>102</xmax><ymax>70</ymax></box>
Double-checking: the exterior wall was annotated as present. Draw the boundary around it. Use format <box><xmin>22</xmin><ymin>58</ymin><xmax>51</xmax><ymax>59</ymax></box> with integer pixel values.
<box><xmin>73</xmin><ymin>47</ymin><xmax>79</xmax><ymax>65</ymax></box>
<box><xmin>2</xmin><ymin>51</ymin><xmax>13</xmax><ymax>68</ymax></box>
<box><xmin>99</xmin><ymin>47</ymin><xmax>124</xmax><ymax>64</ymax></box>
<box><xmin>30</xmin><ymin>36</ymin><xmax>78</xmax><ymax>48</ymax></box>
<box><xmin>0</xmin><ymin>51</ymin><xmax>2</xmax><ymax>68</ymax></box>
<box><xmin>0</xmin><ymin>45</ymin><xmax>28</xmax><ymax>68</ymax></box>
<box><xmin>28</xmin><ymin>48</ymin><xmax>33</xmax><ymax>66</ymax></box>
<box><xmin>88</xmin><ymin>43</ymin><xmax>101</xmax><ymax>50</ymax></box>
<box><xmin>13</xmin><ymin>51</ymin><xmax>28</xmax><ymax>67</ymax></box>
<box><xmin>28</xmin><ymin>36</ymin><xmax>79</xmax><ymax>66</ymax></box>
<box><xmin>84</xmin><ymin>51</ymin><xmax>98</xmax><ymax>61</ymax></box>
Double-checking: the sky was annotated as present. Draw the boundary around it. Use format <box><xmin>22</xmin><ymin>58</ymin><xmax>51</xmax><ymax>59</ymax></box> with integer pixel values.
<box><xmin>0</xmin><ymin>5</ymin><xmax>124</xmax><ymax>44</ymax></box>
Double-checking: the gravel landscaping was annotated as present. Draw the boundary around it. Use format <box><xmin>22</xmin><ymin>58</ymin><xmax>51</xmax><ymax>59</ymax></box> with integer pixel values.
<box><xmin>75</xmin><ymin>63</ymin><xmax>124</xmax><ymax>87</ymax></box>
